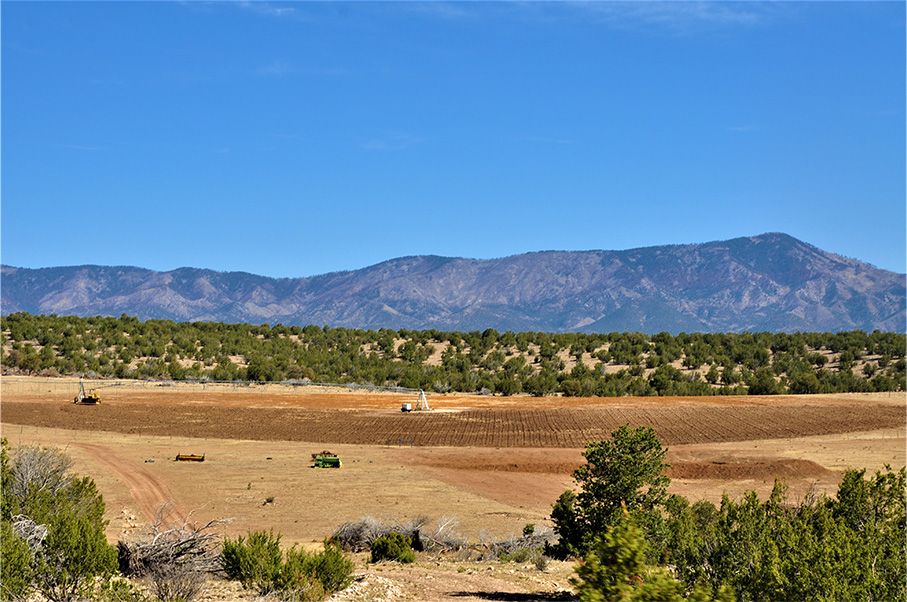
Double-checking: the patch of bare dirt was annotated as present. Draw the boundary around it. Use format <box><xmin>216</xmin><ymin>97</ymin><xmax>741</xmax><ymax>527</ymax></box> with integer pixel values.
<box><xmin>665</xmin><ymin>458</ymin><xmax>833</xmax><ymax>480</ymax></box>
<box><xmin>72</xmin><ymin>443</ymin><xmax>185</xmax><ymax>524</ymax></box>
<box><xmin>328</xmin><ymin>557</ymin><xmax>577</xmax><ymax>602</ymax></box>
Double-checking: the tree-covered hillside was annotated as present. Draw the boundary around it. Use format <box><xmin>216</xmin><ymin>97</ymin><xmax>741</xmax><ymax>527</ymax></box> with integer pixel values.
<box><xmin>1</xmin><ymin>313</ymin><xmax>904</xmax><ymax>396</ymax></box>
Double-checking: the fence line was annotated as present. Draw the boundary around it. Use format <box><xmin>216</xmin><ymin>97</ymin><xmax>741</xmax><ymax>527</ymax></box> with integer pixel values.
<box><xmin>0</xmin><ymin>376</ymin><xmax>426</xmax><ymax>397</ymax></box>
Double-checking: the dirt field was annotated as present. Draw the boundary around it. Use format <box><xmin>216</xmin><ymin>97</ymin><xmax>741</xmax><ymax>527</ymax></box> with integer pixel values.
<box><xmin>2</xmin><ymin>379</ymin><xmax>902</xmax><ymax>447</ymax></box>
<box><xmin>2</xmin><ymin>378</ymin><xmax>904</xmax><ymax>601</ymax></box>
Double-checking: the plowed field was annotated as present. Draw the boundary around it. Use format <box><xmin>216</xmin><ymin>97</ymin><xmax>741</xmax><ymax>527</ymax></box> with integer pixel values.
<box><xmin>1</xmin><ymin>379</ymin><xmax>903</xmax><ymax>447</ymax></box>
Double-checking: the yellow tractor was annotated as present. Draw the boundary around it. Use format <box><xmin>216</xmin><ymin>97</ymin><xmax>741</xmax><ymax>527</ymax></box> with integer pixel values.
<box><xmin>73</xmin><ymin>378</ymin><xmax>101</xmax><ymax>405</ymax></box>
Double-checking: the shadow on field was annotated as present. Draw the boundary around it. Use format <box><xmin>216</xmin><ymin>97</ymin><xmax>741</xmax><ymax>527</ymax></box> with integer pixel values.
<box><xmin>449</xmin><ymin>591</ymin><xmax>576</xmax><ymax>601</ymax></box>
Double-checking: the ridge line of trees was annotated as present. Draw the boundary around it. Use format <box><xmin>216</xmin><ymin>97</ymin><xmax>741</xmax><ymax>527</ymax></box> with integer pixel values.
<box><xmin>2</xmin><ymin>312</ymin><xmax>904</xmax><ymax>396</ymax></box>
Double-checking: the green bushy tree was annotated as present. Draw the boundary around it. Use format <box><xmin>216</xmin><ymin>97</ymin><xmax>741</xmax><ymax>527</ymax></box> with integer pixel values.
<box><xmin>551</xmin><ymin>424</ymin><xmax>670</xmax><ymax>557</ymax></box>
<box><xmin>1</xmin><ymin>520</ymin><xmax>33</xmax><ymax>601</ymax></box>
<box><xmin>551</xmin><ymin>427</ymin><xmax>906</xmax><ymax>602</ymax></box>
<box><xmin>666</xmin><ymin>469</ymin><xmax>906</xmax><ymax>602</ymax></box>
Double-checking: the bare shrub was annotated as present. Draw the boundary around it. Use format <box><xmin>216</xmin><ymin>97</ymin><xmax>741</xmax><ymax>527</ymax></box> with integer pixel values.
<box><xmin>475</xmin><ymin>526</ymin><xmax>556</xmax><ymax>563</ymax></box>
<box><xmin>146</xmin><ymin>561</ymin><xmax>206</xmax><ymax>602</ymax></box>
<box><xmin>332</xmin><ymin>516</ymin><xmax>385</xmax><ymax>552</ymax></box>
<box><xmin>332</xmin><ymin>514</ymin><xmax>464</xmax><ymax>553</ymax></box>
<box><xmin>119</xmin><ymin>505</ymin><xmax>230</xmax><ymax>575</ymax></box>
<box><xmin>9</xmin><ymin>445</ymin><xmax>73</xmax><ymax>499</ymax></box>
<box><xmin>117</xmin><ymin>505</ymin><xmax>231</xmax><ymax>602</ymax></box>
<box><xmin>420</xmin><ymin>515</ymin><xmax>466</xmax><ymax>552</ymax></box>
<box><xmin>333</xmin><ymin>515</ymin><xmax>559</xmax><ymax>562</ymax></box>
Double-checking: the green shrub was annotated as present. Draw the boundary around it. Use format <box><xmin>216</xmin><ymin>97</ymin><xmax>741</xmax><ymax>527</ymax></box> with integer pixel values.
<box><xmin>573</xmin><ymin>511</ymin><xmax>735</xmax><ymax>602</ymax></box>
<box><xmin>278</xmin><ymin>548</ymin><xmax>325</xmax><ymax>602</ymax></box>
<box><xmin>666</xmin><ymin>468</ymin><xmax>907</xmax><ymax>602</ymax></box>
<box><xmin>370</xmin><ymin>533</ymin><xmax>415</xmax><ymax>564</ymax></box>
<box><xmin>93</xmin><ymin>579</ymin><xmax>152</xmax><ymax>602</ymax></box>
<box><xmin>1</xmin><ymin>521</ymin><xmax>33</xmax><ymax>601</ymax></box>
<box><xmin>1</xmin><ymin>441</ymin><xmax>117</xmax><ymax>602</ymax></box>
<box><xmin>221</xmin><ymin>531</ymin><xmax>353</xmax><ymax>600</ymax></box>
<box><xmin>308</xmin><ymin>541</ymin><xmax>355</xmax><ymax>593</ymax></box>
<box><xmin>221</xmin><ymin>530</ymin><xmax>283</xmax><ymax>594</ymax></box>
<box><xmin>31</xmin><ymin>481</ymin><xmax>119</xmax><ymax>602</ymax></box>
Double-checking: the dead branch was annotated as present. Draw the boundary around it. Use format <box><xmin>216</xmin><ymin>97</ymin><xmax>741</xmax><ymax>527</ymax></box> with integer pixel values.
<box><xmin>420</xmin><ymin>514</ymin><xmax>466</xmax><ymax>552</ymax></box>
<box><xmin>117</xmin><ymin>504</ymin><xmax>233</xmax><ymax>577</ymax></box>
<box><xmin>11</xmin><ymin>514</ymin><xmax>48</xmax><ymax>551</ymax></box>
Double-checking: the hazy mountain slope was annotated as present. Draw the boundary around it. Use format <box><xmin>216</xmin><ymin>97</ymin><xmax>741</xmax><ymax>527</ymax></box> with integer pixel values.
<box><xmin>2</xmin><ymin>233</ymin><xmax>904</xmax><ymax>333</ymax></box>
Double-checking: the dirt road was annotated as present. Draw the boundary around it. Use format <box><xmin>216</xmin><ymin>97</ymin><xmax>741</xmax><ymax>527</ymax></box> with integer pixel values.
<box><xmin>72</xmin><ymin>443</ymin><xmax>185</xmax><ymax>524</ymax></box>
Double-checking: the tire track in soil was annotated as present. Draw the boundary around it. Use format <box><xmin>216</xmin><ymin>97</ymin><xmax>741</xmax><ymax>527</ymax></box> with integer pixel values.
<box><xmin>72</xmin><ymin>443</ymin><xmax>185</xmax><ymax>525</ymax></box>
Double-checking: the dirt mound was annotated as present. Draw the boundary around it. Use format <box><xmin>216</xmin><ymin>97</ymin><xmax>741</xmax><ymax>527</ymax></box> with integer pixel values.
<box><xmin>416</xmin><ymin>460</ymin><xmax>580</xmax><ymax>474</ymax></box>
<box><xmin>666</xmin><ymin>459</ymin><xmax>834</xmax><ymax>480</ymax></box>
<box><xmin>410</xmin><ymin>455</ymin><xmax>834</xmax><ymax>481</ymax></box>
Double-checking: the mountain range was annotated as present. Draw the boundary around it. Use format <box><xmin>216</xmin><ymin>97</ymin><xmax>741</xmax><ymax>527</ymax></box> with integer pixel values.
<box><xmin>2</xmin><ymin>233</ymin><xmax>904</xmax><ymax>334</ymax></box>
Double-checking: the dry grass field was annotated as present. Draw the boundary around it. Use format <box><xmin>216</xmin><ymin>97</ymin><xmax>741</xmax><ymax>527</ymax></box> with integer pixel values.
<box><xmin>1</xmin><ymin>377</ymin><xmax>904</xmax><ymax>601</ymax></box>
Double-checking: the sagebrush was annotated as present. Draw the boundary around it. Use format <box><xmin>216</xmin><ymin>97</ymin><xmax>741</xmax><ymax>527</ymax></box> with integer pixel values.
<box><xmin>221</xmin><ymin>530</ymin><xmax>353</xmax><ymax>601</ymax></box>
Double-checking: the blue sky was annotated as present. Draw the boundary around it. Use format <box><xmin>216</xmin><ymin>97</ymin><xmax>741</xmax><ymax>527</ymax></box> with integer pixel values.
<box><xmin>2</xmin><ymin>1</ymin><xmax>904</xmax><ymax>278</ymax></box>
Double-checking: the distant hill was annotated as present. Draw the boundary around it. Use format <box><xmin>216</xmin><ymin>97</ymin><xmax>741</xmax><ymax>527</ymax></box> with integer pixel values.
<box><xmin>2</xmin><ymin>233</ymin><xmax>904</xmax><ymax>333</ymax></box>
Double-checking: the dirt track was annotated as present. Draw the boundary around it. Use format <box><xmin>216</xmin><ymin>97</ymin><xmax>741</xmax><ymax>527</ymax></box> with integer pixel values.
<box><xmin>72</xmin><ymin>443</ymin><xmax>185</xmax><ymax>524</ymax></box>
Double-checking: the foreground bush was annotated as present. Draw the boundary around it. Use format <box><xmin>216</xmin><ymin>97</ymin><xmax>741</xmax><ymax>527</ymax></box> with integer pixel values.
<box><xmin>1</xmin><ymin>440</ymin><xmax>118</xmax><ymax>602</ymax></box>
<box><xmin>1</xmin><ymin>520</ymin><xmax>33</xmax><ymax>601</ymax></box>
<box><xmin>555</xmin><ymin>426</ymin><xmax>907</xmax><ymax>602</ymax></box>
<box><xmin>573</xmin><ymin>510</ymin><xmax>735</xmax><ymax>602</ymax></box>
<box><xmin>665</xmin><ymin>468</ymin><xmax>907</xmax><ymax>602</ymax></box>
<box><xmin>370</xmin><ymin>533</ymin><xmax>415</xmax><ymax>564</ymax></box>
<box><xmin>221</xmin><ymin>530</ymin><xmax>353</xmax><ymax>601</ymax></box>
<box><xmin>221</xmin><ymin>529</ymin><xmax>284</xmax><ymax>594</ymax></box>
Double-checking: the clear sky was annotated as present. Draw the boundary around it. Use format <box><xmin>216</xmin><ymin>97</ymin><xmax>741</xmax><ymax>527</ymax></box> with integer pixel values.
<box><xmin>2</xmin><ymin>1</ymin><xmax>904</xmax><ymax>278</ymax></box>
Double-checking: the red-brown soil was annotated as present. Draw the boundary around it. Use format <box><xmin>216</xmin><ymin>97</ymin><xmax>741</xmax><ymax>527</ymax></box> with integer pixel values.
<box><xmin>1</xmin><ymin>380</ymin><xmax>902</xmax><ymax>447</ymax></box>
<box><xmin>400</xmin><ymin>447</ymin><xmax>834</xmax><ymax>480</ymax></box>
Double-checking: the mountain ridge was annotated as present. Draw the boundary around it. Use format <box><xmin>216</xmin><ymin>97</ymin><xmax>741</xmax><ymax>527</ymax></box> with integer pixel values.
<box><xmin>2</xmin><ymin>233</ymin><xmax>904</xmax><ymax>333</ymax></box>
